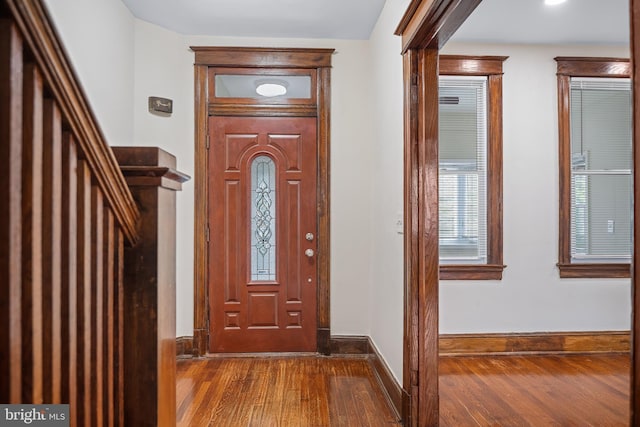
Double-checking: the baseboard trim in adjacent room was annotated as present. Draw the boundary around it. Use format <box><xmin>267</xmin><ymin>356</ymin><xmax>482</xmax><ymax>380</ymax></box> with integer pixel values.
<box><xmin>439</xmin><ymin>331</ymin><xmax>631</xmax><ymax>356</ymax></box>
<box><xmin>329</xmin><ymin>335</ymin><xmax>404</xmax><ymax>422</ymax></box>
<box><xmin>177</xmin><ymin>336</ymin><xmax>194</xmax><ymax>358</ymax></box>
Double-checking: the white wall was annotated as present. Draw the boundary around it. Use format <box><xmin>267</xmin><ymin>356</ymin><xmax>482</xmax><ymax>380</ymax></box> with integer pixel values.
<box><xmin>43</xmin><ymin>0</ymin><xmax>135</xmax><ymax>145</ymax></box>
<box><xmin>439</xmin><ymin>42</ymin><xmax>632</xmax><ymax>333</ymax></box>
<box><xmin>364</xmin><ymin>33</ymin><xmax>633</xmax><ymax>379</ymax></box>
<box><xmin>132</xmin><ymin>22</ymin><xmax>195</xmax><ymax>336</ymax></box>
<box><xmin>133</xmin><ymin>21</ymin><xmax>376</xmax><ymax>337</ymax></box>
<box><xmin>42</xmin><ymin>3</ymin><xmax>377</xmax><ymax>339</ymax></box>
<box><xmin>368</xmin><ymin>0</ymin><xmax>410</xmax><ymax>382</ymax></box>
<box><xmin>44</xmin><ymin>0</ymin><xmax>633</xmax><ymax>384</ymax></box>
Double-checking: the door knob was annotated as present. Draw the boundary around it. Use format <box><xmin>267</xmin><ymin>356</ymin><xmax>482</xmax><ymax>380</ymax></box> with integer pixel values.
<box><xmin>305</xmin><ymin>249</ymin><xmax>314</xmax><ymax>257</ymax></box>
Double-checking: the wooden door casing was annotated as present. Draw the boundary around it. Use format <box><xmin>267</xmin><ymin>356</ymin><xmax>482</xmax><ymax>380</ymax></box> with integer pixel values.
<box><xmin>192</xmin><ymin>48</ymin><xmax>333</xmax><ymax>357</ymax></box>
<box><xmin>209</xmin><ymin>116</ymin><xmax>318</xmax><ymax>352</ymax></box>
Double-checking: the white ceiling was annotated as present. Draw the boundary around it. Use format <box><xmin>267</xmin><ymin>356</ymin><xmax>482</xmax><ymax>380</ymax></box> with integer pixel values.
<box><xmin>120</xmin><ymin>0</ymin><xmax>630</xmax><ymax>45</ymax></box>
<box><xmin>120</xmin><ymin>0</ymin><xmax>387</xmax><ymax>40</ymax></box>
<box><xmin>451</xmin><ymin>0</ymin><xmax>629</xmax><ymax>45</ymax></box>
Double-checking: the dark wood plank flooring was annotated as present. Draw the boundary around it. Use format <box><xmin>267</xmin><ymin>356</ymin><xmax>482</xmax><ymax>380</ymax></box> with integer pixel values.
<box><xmin>177</xmin><ymin>354</ymin><xmax>630</xmax><ymax>426</ymax></box>
<box><xmin>440</xmin><ymin>354</ymin><xmax>630</xmax><ymax>426</ymax></box>
<box><xmin>176</xmin><ymin>356</ymin><xmax>401</xmax><ymax>426</ymax></box>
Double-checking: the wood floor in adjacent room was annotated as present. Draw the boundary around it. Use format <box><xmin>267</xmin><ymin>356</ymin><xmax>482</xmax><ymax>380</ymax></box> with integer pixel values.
<box><xmin>177</xmin><ymin>353</ymin><xmax>630</xmax><ymax>426</ymax></box>
<box><xmin>439</xmin><ymin>354</ymin><xmax>630</xmax><ymax>426</ymax></box>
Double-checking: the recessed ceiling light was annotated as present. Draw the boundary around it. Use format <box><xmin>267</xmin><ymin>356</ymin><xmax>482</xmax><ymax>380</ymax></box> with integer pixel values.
<box><xmin>256</xmin><ymin>81</ymin><xmax>288</xmax><ymax>97</ymax></box>
<box><xmin>545</xmin><ymin>0</ymin><xmax>567</xmax><ymax>5</ymax></box>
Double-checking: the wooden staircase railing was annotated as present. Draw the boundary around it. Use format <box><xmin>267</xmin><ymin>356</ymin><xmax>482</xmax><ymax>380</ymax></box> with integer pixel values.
<box><xmin>0</xmin><ymin>1</ymin><xmax>184</xmax><ymax>425</ymax></box>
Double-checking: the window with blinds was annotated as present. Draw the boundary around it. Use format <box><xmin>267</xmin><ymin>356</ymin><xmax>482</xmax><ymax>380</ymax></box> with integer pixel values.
<box><xmin>570</xmin><ymin>77</ymin><xmax>632</xmax><ymax>263</ymax></box>
<box><xmin>438</xmin><ymin>77</ymin><xmax>488</xmax><ymax>264</ymax></box>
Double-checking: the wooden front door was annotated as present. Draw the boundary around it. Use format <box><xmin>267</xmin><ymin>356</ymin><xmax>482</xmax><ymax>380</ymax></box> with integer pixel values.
<box><xmin>208</xmin><ymin>116</ymin><xmax>318</xmax><ymax>352</ymax></box>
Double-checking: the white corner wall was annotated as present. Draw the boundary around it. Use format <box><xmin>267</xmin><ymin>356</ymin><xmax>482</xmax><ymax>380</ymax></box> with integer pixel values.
<box><xmin>42</xmin><ymin>0</ymin><xmax>135</xmax><ymax>145</ymax></box>
<box><xmin>132</xmin><ymin>22</ymin><xmax>195</xmax><ymax>336</ymax></box>
<box><xmin>44</xmin><ymin>0</ymin><xmax>633</xmax><ymax>383</ymax></box>
<box><xmin>439</xmin><ymin>42</ymin><xmax>632</xmax><ymax>333</ymax></box>
<box><xmin>368</xmin><ymin>0</ymin><xmax>410</xmax><ymax>382</ymax></box>
<box><xmin>133</xmin><ymin>20</ymin><xmax>376</xmax><ymax>337</ymax></box>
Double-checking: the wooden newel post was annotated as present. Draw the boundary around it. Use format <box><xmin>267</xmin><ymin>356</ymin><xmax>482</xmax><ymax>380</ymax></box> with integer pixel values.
<box><xmin>112</xmin><ymin>147</ymin><xmax>189</xmax><ymax>427</ymax></box>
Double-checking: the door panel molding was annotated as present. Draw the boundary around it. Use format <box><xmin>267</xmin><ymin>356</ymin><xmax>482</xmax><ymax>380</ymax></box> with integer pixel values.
<box><xmin>208</xmin><ymin>116</ymin><xmax>318</xmax><ymax>352</ymax></box>
<box><xmin>192</xmin><ymin>47</ymin><xmax>333</xmax><ymax>356</ymax></box>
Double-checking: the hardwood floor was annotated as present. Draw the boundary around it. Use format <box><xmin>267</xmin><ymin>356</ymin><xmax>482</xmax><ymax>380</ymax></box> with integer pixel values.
<box><xmin>440</xmin><ymin>354</ymin><xmax>630</xmax><ymax>426</ymax></box>
<box><xmin>176</xmin><ymin>356</ymin><xmax>401</xmax><ymax>426</ymax></box>
<box><xmin>177</xmin><ymin>353</ymin><xmax>630</xmax><ymax>426</ymax></box>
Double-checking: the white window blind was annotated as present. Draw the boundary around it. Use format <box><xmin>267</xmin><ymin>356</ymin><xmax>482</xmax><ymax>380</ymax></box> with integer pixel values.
<box><xmin>438</xmin><ymin>76</ymin><xmax>488</xmax><ymax>264</ymax></box>
<box><xmin>570</xmin><ymin>77</ymin><xmax>632</xmax><ymax>263</ymax></box>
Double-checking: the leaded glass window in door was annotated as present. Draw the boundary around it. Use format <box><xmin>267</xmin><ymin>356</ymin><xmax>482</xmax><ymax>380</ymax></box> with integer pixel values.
<box><xmin>251</xmin><ymin>156</ymin><xmax>277</xmax><ymax>281</ymax></box>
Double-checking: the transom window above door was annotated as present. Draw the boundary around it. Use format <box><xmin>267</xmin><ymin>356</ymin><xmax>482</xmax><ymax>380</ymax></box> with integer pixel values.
<box><xmin>215</xmin><ymin>74</ymin><xmax>312</xmax><ymax>99</ymax></box>
<box><xmin>209</xmin><ymin>68</ymin><xmax>317</xmax><ymax>105</ymax></box>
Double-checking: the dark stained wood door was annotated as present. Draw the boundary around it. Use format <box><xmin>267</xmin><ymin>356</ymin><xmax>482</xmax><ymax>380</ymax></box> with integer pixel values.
<box><xmin>208</xmin><ymin>116</ymin><xmax>317</xmax><ymax>352</ymax></box>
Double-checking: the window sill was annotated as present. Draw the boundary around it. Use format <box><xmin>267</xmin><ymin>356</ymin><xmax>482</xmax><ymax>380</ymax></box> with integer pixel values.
<box><xmin>440</xmin><ymin>264</ymin><xmax>506</xmax><ymax>280</ymax></box>
<box><xmin>557</xmin><ymin>263</ymin><xmax>630</xmax><ymax>278</ymax></box>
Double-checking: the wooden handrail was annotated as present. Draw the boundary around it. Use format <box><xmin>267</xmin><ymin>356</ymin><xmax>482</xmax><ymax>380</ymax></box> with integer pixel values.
<box><xmin>4</xmin><ymin>0</ymin><xmax>139</xmax><ymax>244</ymax></box>
<box><xmin>1</xmin><ymin>1</ymin><xmax>151</xmax><ymax>425</ymax></box>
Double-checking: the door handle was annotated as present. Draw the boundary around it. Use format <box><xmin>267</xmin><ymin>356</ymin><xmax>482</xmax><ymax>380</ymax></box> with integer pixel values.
<box><xmin>305</xmin><ymin>249</ymin><xmax>314</xmax><ymax>257</ymax></box>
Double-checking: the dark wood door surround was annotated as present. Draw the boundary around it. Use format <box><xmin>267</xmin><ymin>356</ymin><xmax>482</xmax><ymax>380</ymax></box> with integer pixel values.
<box><xmin>396</xmin><ymin>0</ymin><xmax>640</xmax><ymax>426</ymax></box>
<box><xmin>209</xmin><ymin>117</ymin><xmax>318</xmax><ymax>352</ymax></box>
<box><xmin>192</xmin><ymin>48</ymin><xmax>333</xmax><ymax>355</ymax></box>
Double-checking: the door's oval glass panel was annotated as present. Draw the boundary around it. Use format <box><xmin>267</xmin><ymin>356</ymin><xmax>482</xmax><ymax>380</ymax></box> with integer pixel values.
<box><xmin>215</xmin><ymin>74</ymin><xmax>312</xmax><ymax>99</ymax></box>
<box><xmin>251</xmin><ymin>156</ymin><xmax>277</xmax><ymax>281</ymax></box>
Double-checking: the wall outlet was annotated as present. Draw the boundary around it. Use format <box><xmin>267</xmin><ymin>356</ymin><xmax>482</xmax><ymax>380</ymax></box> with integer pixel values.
<box><xmin>607</xmin><ymin>220</ymin><xmax>615</xmax><ymax>233</ymax></box>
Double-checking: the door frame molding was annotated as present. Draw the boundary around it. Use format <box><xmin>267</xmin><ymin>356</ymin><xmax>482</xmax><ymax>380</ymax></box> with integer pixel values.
<box><xmin>191</xmin><ymin>47</ymin><xmax>334</xmax><ymax>355</ymax></box>
<box><xmin>396</xmin><ymin>0</ymin><xmax>640</xmax><ymax>425</ymax></box>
